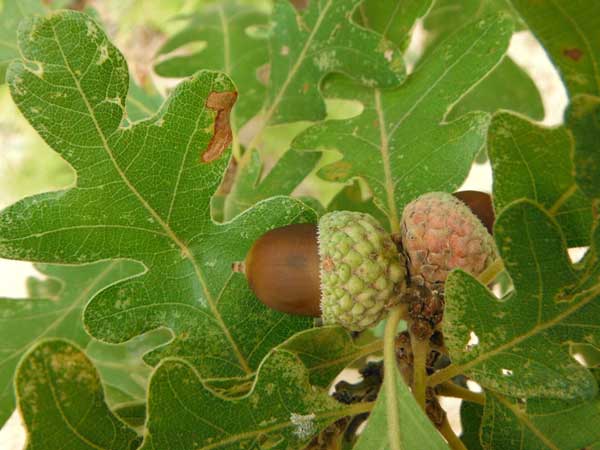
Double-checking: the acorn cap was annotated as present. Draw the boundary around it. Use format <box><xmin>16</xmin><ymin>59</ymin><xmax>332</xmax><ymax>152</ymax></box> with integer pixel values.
<box><xmin>401</xmin><ymin>192</ymin><xmax>497</xmax><ymax>290</ymax></box>
<box><xmin>318</xmin><ymin>211</ymin><xmax>407</xmax><ymax>331</ymax></box>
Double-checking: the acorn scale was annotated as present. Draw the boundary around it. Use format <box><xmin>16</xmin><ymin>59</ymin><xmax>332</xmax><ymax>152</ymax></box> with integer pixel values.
<box><xmin>242</xmin><ymin>211</ymin><xmax>408</xmax><ymax>331</ymax></box>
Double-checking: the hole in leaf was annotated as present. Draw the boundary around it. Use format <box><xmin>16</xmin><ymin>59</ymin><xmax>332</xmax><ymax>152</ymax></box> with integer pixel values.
<box><xmin>568</xmin><ymin>246</ymin><xmax>589</xmax><ymax>264</ymax></box>
<box><xmin>466</xmin><ymin>380</ymin><xmax>483</xmax><ymax>393</ymax></box>
<box><xmin>501</xmin><ymin>368</ymin><xmax>513</xmax><ymax>376</ymax></box>
<box><xmin>465</xmin><ymin>331</ymin><xmax>479</xmax><ymax>351</ymax></box>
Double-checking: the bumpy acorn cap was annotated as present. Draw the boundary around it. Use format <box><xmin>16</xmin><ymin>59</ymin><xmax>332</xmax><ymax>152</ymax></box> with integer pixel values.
<box><xmin>401</xmin><ymin>192</ymin><xmax>497</xmax><ymax>290</ymax></box>
<box><xmin>317</xmin><ymin>211</ymin><xmax>407</xmax><ymax>331</ymax></box>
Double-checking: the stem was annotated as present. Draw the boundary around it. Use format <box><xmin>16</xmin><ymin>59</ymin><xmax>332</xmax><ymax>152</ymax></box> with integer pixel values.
<box><xmin>477</xmin><ymin>258</ymin><xmax>505</xmax><ymax>285</ymax></box>
<box><xmin>410</xmin><ymin>336</ymin><xmax>428</xmax><ymax>410</ymax></box>
<box><xmin>437</xmin><ymin>381</ymin><xmax>485</xmax><ymax>405</ymax></box>
<box><xmin>384</xmin><ymin>306</ymin><xmax>405</xmax><ymax>450</ymax></box>
<box><xmin>427</xmin><ymin>364</ymin><xmax>462</xmax><ymax>387</ymax></box>
<box><xmin>438</xmin><ymin>415</ymin><xmax>467</xmax><ymax>450</ymax></box>
<box><xmin>361</xmin><ymin>338</ymin><xmax>384</xmax><ymax>355</ymax></box>
<box><xmin>342</xmin><ymin>401</ymin><xmax>375</xmax><ymax>416</ymax></box>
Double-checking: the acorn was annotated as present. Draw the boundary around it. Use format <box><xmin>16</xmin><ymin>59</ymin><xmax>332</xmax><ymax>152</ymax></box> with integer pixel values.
<box><xmin>241</xmin><ymin>211</ymin><xmax>408</xmax><ymax>331</ymax></box>
<box><xmin>400</xmin><ymin>191</ymin><xmax>497</xmax><ymax>291</ymax></box>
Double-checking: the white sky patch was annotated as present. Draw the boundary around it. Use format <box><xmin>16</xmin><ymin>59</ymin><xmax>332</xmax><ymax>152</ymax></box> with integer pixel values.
<box><xmin>568</xmin><ymin>247</ymin><xmax>588</xmax><ymax>263</ymax></box>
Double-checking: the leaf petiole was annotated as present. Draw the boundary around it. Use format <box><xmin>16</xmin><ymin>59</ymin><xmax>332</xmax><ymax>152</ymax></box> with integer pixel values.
<box><xmin>426</xmin><ymin>364</ymin><xmax>462</xmax><ymax>388</ymax></box>
<box><xmin>477</xmin><ymin>258</ymin><xmax>505</xmax><ymax>285</ymax></box>
<box><xmin>438</xmin><ymin>415</ymin><xmax>468</xmax><ymax>450</ymax></box>
<box><xmin>436</xmin><ymin>381</ymin><xmax>485</xmax><ymax>405</ymax></box>
<box><xmin>410</xmin><ymin>336</ymin><xmax>428</xmax><ymax>410</ymax></box>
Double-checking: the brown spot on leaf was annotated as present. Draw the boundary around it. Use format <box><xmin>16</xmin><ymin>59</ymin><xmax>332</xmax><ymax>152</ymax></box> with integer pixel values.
<box><xmin>202</xmin><ymin>91</ymin><xmax>238</xmax><ymax>163</ymax></box>
<box><xmin>564</xmin><ymin>48</ymin><xmax>583</xmax><ymax>61</ymax></box>
<box><xmin>291</xmin><ymin>0</ymin><xmax>309</xmax><ymax>10</ymax></box>
<box><xmin>303</xmin><ymin>83</ymin><xmax>310</xmax><ymax>94</ymax></box>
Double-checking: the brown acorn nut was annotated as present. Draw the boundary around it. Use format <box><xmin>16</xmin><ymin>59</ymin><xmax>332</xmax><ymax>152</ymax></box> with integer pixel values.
<box><xmin>241</xmin><ymin>211</ymin><xmax>408</xmax><ymax>331</ymax></box>
<box><xmin>453</xmin><ymin>190</ymin><xmax>495</xmax><ymax>234</ymax></box>
<box><xmin>244</xmin><ymin>223</ymin><xmax>322</xmax><ymax>317</ymax></box>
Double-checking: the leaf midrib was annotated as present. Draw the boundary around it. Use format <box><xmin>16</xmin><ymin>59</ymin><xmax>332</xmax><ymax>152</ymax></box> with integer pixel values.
<box><xmin>374</xmin><ymin>89</ymin><xmax>399</xmax><ymax>233</ymax></box>
<box><xmin>49</xmin><ymin>22</ymin><xmax>251</xmax><ymax>375</ymax></box>
<box><xmin>261</xmin><ymin>0</ymin><xmax>333</xmax><ymax>128</ymax></box>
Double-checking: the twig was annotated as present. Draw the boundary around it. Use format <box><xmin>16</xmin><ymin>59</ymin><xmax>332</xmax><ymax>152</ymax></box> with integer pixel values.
<box><xmin>427</xmin><ymin>364</ymin><xmax>462</xmax><ymax>387</ymax></box>
<box><xmin>410</xmin><ymin>336</ymin><xmax>428</xmax><ymax>410</ymax></box>
<box><xmin>437</xmin><ymin>381</ymin><xmax>485</xmax><ymax>405</ymax></box>
<box><xmin>477</xmin><ymin>258</ymin><xmax>505</xmax><ymax>285</ymax></box>
<box><xmin>438</xmin><ymin>415</ymin><xmax>468</xmax><ymax>450</ymax></box>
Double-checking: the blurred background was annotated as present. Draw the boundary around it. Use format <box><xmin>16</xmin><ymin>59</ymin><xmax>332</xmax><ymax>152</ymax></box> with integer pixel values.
<box><xmin>0</xmin><ymin>0</ymin><xmax>568</xmax><ymax>447</ymax></box>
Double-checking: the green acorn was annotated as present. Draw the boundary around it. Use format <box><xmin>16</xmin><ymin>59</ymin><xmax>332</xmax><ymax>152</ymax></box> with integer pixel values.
<box><xmin>242</xmin><ymin>211</ymin><xmax>407</xmax><ymax>331</ymax></box>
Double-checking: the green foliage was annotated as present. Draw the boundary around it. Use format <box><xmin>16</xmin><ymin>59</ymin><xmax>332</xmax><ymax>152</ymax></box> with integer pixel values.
<box><xmin>294</xmin><ymin>15</ymin><xmax>512</xmax><ymax>229</ymax></box>
<box><xmin>86</xmin><ymin>328</ymin><xmax>171</xmax><ymax>406</ymax></box>
<box><xmin>489</xmin><ymin>111</ymin><xmax>593</xmax><ymax>246</ymax></box>
<box><xmin>445</xmin><ymin>200</ymin><xmax>599</xmax><ymax>399</ymax></box>
<box><xmin>568</xmin><ymin>94</ymin><xmax>600</xmax><ymax>200</ymax></box>
<box><xmin>423</xmin><ymin>0</ymin><xmax>543</xmax><ymax>122</ymax></box>
<box><xmin>510</xmin><ymin>0</ymin><xmax>600</xmax><ymax>99</ymax></box>
<box><xmin>223</xmin><ymin>148</ymin><xmax>321</xmax><ymax>220</ymax></box>
<box><xmin>481</xmin><ymin>392</ymin><xmax>600</xmax><ymax>449</ymax></box>
<box><xmin>0</xmin><ymin>0</ymin><xmax>45</xmax><ymax>84</ymax></box>
<box><xmin>262</xmin><ymin>0</ymin><xmax>405</xmax><ymax>126</ymax></box>
<box><xmin>353</xmin><ymin>363</ymin><xmax>447</xmax><ymax>450</ymax></box>
<box><xmin>16</xmin><ymin>339</ymin><xmax>140</xmax><ymax>450</ymax></box>
<box><xmin>448</xmin><ymin>58</ymin><xmax>544</xmax><ymax>122</ymax></box>
<box><xmin>327</xmin><ymin>180</ymin><xmax>388</xmax><ymax>229</ymax></box>
<box><xmin>355</xmin><ymin>0</ymin><xmax>434</xmax><ymax>51</ymax></box>
<box><xmin>459</xmin><ymin>402</ymin><xmax>484</xmax><ymax>450</ymax></box>
<box><xmin>511</xmin><ymin>0</ymin><xmax>600</xmax><ymax>200</ymax></box>
<box><xmin>0</xmin><ymin>261</ymin><xmax>142</xmax><ymax>428</ymax></box>
<box><xmin>142</xmin><ymin>349</ymin><xmax>350</xmax><ymax>449</ymax></box>
<box><xmin>2</xmin><ymin>11</ymin><xmax>315</xmax><ymax>382</ymax></box>
<box><xmin>280</xmin><ymin>326</ymin><xmax>382</xmax><ymax>388</ymax></box>
<box><xmin>0</xmin><ymin>1</ymin><xmax>599</xmax><ymax>449</ymax></box>
<box><xmin>155</xmin><ymin>2</ymin><xmax>269</xmax><ymax>128</ymax></box>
